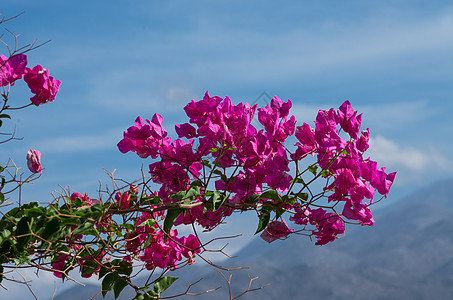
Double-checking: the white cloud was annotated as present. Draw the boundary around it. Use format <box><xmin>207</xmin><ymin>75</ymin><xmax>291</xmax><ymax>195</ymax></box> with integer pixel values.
<box><xmin>368</xmin><ymin>136</ymin><xmax>428</xmax><ymax>171</ymax></box>
<box><xmin>366</xmin><ymin>136</ymin><xmax>453</xmax><ymax>183</ymax></box>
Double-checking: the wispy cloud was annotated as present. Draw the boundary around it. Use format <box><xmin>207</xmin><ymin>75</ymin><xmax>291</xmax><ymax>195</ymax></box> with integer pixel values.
<box><xmin>366</xmin><ymin>136</ymin><xmax>453</xmax><ymax>184</ymax></box>
<box><xmin>51</xmin><ymin>8</ymin><xmax>453</xmax><ymax>113</ymax></box>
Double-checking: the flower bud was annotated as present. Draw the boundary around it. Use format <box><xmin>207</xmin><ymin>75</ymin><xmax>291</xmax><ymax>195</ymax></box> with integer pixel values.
<box><xmin>26</xmin><ymin>149</ymin><xmax>43</xmax><ymax>174</ymax></box>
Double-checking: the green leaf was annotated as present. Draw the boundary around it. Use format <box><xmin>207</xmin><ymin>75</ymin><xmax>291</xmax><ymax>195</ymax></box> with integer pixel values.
<box><xmin>143</xmin><ymin>235</ymin><xmax>153</xmax><ymax>248</ymax></box>
<box><xmin>340</xmin><ymin>149</ymin><xmax>351</xmax><ymax>156</ymax></box>
<box><xmin>255</xmin><ymin>208</ymin><xmax>271</xmax><ymax>234</ymax></box>
<box><xmin>134</xmin><ymin>288</ymin><xmax>159</xmax><ymax>299</ymax></box>
<box><xmin>282</xmin><ymin>195</ymin><xmax>296</xmax><ymax>205</ymax></box>
<box><xmin>111</xmin><ymin>259</ymin><xmax>133</xmax><ymax>276</ymax></box>
<box><xmin>190</xmin><ymin>180</ymin><xmax>203</xmax><ymax>187</ymax></box>
<box><xmin>321</xmin><ymin>169</ymin><xmax>331</xmax><ymax>178</ymax></box>
<box><xmin>0</xmin><ymin>193</ymin><xmax>4</xmax><ymax>204</ymax></box>
<box><xmin>13</xmin><ymin>252</ymin><xmax>30</xmax><ymax>266</ymax></box>
<box><xmin>212</xmin><ymin>169</ymin><xmax>222</xmax><ymax>176</ymax></box>
<box><xmin>99</xmin><ymin>265</ymin><xmax>110</xmax><ymax>279</ymax></box>
<box><xmin>308</xmin><ymin>165</ymin><xmax>318</xmax><ymax>176</ymax></box>
<box><xmin>1</xmin><ymin>229</ymin><xmax>11</xmax><ymax>240</ymax></box>
<box><xmin>15</xmin><ymin>217</ymin><xmax>32</xmax><ymax>250</ymax></box>
<box><xmin>260</xmin><ymin>190</ymin><xmax>281</xmax><ymax>201</ymax></box>
<box><xmin>209</xmin><ymin>191</ymin><xmax>227</xmax><ymax>211</ymax></box>
<box><xmin>0</xmin><ymin>265</ymin><xmax>3</xmax><ymax>283</ymax></box>
<box><xmin>114</xmin><ymin>276</ymin><xmax>129</xmax><ymax>299</ymax></box>
<box><xmin>201</xmin><ymin>160</ymin><xmax>212</xmax><ymax>168</ymax></box>
<box><xmin>137</xmin><ymin>218</ymin><xmax>155</xmax><ymax>228</ymax></box>
<box><xmin>24</xmin><ymin>207</ymin><xmax>44</xmax><ymax>217</ymax></box>
<box><xmin>133</xmin><ymin>294</ymin><xmax>146</xmax><ymax>300</ymax></box>
<box><xmin>71</xmin><ymin>222</ymin><xmax>94</xmax><ymax>237</ymax></box>
<box><xmin>0</xmin><ymin>114</ymin><xmax>10</xmax><ymax>119</ymax></box>
<box><xmin>133</xmin><ymin>293</ymin><xmax>156</xmax><ymax>300</ymax></box>
<box><xmin>169</xmin><ymin>186</ymin><xmax>200</xmax><ymax>202</ymax></box>
<box><xmin>246</xmin><ymin>194</ymin><xmax>260</xmax><ymax>204</ymax></box>
<box><xmin>290</xmin><ymin>177</ymin><xmax>304</xmax><ymax>184</ymax></box>
<box><xmin>153</xmin><ymin>276</ymin><xmax>179</xmax><ymax>295</ymax></box>
<box><xmin>295</xmin><ymin>192</ymin><xmax>308</xmax><ymax>202</ymax></box>
<box><xmin>141</xmin><ymin>195</ymin><xmax>161</xmax><ymax>205</ymax></box>
<box><xmin>81</xmin><ymin>260</ymin><xmax>99</xmax><ymax>277</ymax></box>
<box><xmin>121</xmin><ymin>223</ymin><xmax>135</xmax><ymax>231</ymax></box>
<box><xmin>41</xmin><ymin>218</ymin><xmax>62</xmax><ymax>242</ymax></box>
<box><xmin>102</xmin><ymin>272</ymin><xmax>119</xmax><ymax>297</ymax></box>
<box><xmin>163</xmin><ymin>209</ymin><xmax>183</xmax><ymax>240</ymax></box>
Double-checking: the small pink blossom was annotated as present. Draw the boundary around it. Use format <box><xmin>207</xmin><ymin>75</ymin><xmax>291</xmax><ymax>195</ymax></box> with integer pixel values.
<box><xmin>115</xmin><ymin>192</ymin><xmax>130</xmax><ymax>209</ymax></box>
<box><xmin>70</xmin><ymin>192</ymin><xmax>99</xmax><ymax>206</ymax></box>
<box><xmin>26</xmin><ymin>149</ymin><xmax>43</xmax><ymax>174</ymax></box>
<box><xmin>52</xmin><ymin>255</ymin><xmax>68</xmax><ymax>278</ymax></box>
<box><xmin>24</xmin><ymin>64</ymin><xmax>61</xmax><ymax>106</ymax></box>
<box><xmin>260</xmin><ymin>220</ymin><xmax>293</xmax><ymax>243</ymax></box>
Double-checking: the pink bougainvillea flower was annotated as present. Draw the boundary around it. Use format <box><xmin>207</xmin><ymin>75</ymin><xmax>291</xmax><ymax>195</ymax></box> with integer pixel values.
<box><xmin>337</xmin><ymin>100</ymin><xmax>362</xmax><ymax>139</ymax></box>
<box><xmin>52</xmin><ymin>254</ymin><xmax>68</xmax><ymax>278</ymax></box>
<box><xmin>177</xmin><ymin>234</ymin><xmax>201</xmax><ymax>259</ymax></box>
<box><xmin>23</xmin><ymin>64</ymin><xmax>61</xmax><ymax>106</ymax></box>
<box><xmin>0</xmin><ymin>54</ymin><xmax>27</xmax><ymax>86</ymax></box>
<box><xmin>117</xmin><ymin>115</ymin><xmax>170</xmax><ymax>159</ymax></box>
<box><xmin>260</xmin><ymin>220</ymin><xmax>294</xmax><ymax>243</ymax></box>
<box><xmin>175</xmin><ymin>123</ymin><xmax>198</xmax><ymax>139</ymax></box>
<box><xmin>342</xmin><ymin>198</ymin><xmax>375</xmax><ymax>226</ymax></box>
<box><xmin>79</xmin><ymin>252</ymin><xmax>103</xmax><ymax>278</ymax></box>
<box><xmin>356</xmin><ymin>128</ymin><xmax>370</xmax><ymax>152</ymax></box>
<box><xmin>371</xmin><ymin>168</ymin><xmax>397</xmax><ymax>197</ymax></box>
<box><xmin>26</xmin><ymin>149</ymin><xmax>43</xmax><ymax>174</ymax></box>
<box><xmin>115</xmin><ymin>192</ymin><xmax>130</xmax><ymax>209</ymax></box>
<box><xmin>70</xmin><ymin>192</ymin><xmax>100</xmax><ymax>206</ymax></box>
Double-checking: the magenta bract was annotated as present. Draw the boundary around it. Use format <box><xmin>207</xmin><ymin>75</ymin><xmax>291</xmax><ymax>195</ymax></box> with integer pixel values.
<box><xmin>0</xmin><ymin>54</ymin><xmax>27</xmax><ymax>86</ymax></box>
<box><xmin>24</xmin><ymin>64</ymin><xmax>61</xmax><ymax>106</ymax></box>
<box><xmin>260</xmin><ymin>220</ymin><xmax>294</xmax><ymax>243</ymax></box>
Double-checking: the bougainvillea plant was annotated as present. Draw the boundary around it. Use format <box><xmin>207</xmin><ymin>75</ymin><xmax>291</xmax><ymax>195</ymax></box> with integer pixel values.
<box><xmin>0</xmin><ymin>14</ymin><xmax>395</xmax><ymax>300</ymax></box>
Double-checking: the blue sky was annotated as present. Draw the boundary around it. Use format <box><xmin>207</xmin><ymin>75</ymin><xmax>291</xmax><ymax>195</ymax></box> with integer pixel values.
<box><xmin>1</xmin><ymin>0</ymin><xmax>453</xmax><ymax>297</ymax></box>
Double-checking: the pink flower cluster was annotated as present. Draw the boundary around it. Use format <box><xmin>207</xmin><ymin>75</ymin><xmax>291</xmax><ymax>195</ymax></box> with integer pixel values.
<box><xmin>1</xmin><ymin>53</ymin><xmax>61</xmax><ymax>177</ymax></box>
<box><xmin>0</xmin><ymin>53</ymin><xmax>61</xmax><ymax>106</ymax></box>
<box><xmin>290</xmin><ymin>101</ymin><xmax>395</xmax><ymax>244</ymax></box>
<box><xmin>0</xmin><ymin>54</ymin><xmax>27</xmax><ymax>86</ymax></box>
<box><xmin>118</xmin><ymin>92</ymin><xmax>396</xmax><ymax>246</ymax></box>
<box><xmin>126</xmin><ymin>213</ymin><xmax>201</xmax><ymax>270</ymax></box>
<box><xmin>52</xmin><ymin>251</ymin><xmax>103</xmax><ymax>279</ymax></box>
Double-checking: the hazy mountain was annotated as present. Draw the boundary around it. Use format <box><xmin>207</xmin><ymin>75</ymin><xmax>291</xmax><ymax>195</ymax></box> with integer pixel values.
<box><xmin>55</xmin><ymin>179</ymin><xmax>453</xmax><ymax>299</ymax></box>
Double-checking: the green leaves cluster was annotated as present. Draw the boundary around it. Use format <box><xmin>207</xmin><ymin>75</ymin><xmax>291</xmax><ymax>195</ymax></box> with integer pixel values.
<box><xmin>133</xmin><ymin>276</ymin><xmax>179</xmax><ymax>300</ymax></box>
<box><xmin>99</xmin><ymin>259</ymin><xmax>178</xmax><ymax>300</ymax></box>
<box><xmin>0</xmin><ymin>201</ymin><xmax>104</xmax><ymax>283</ymax></box>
